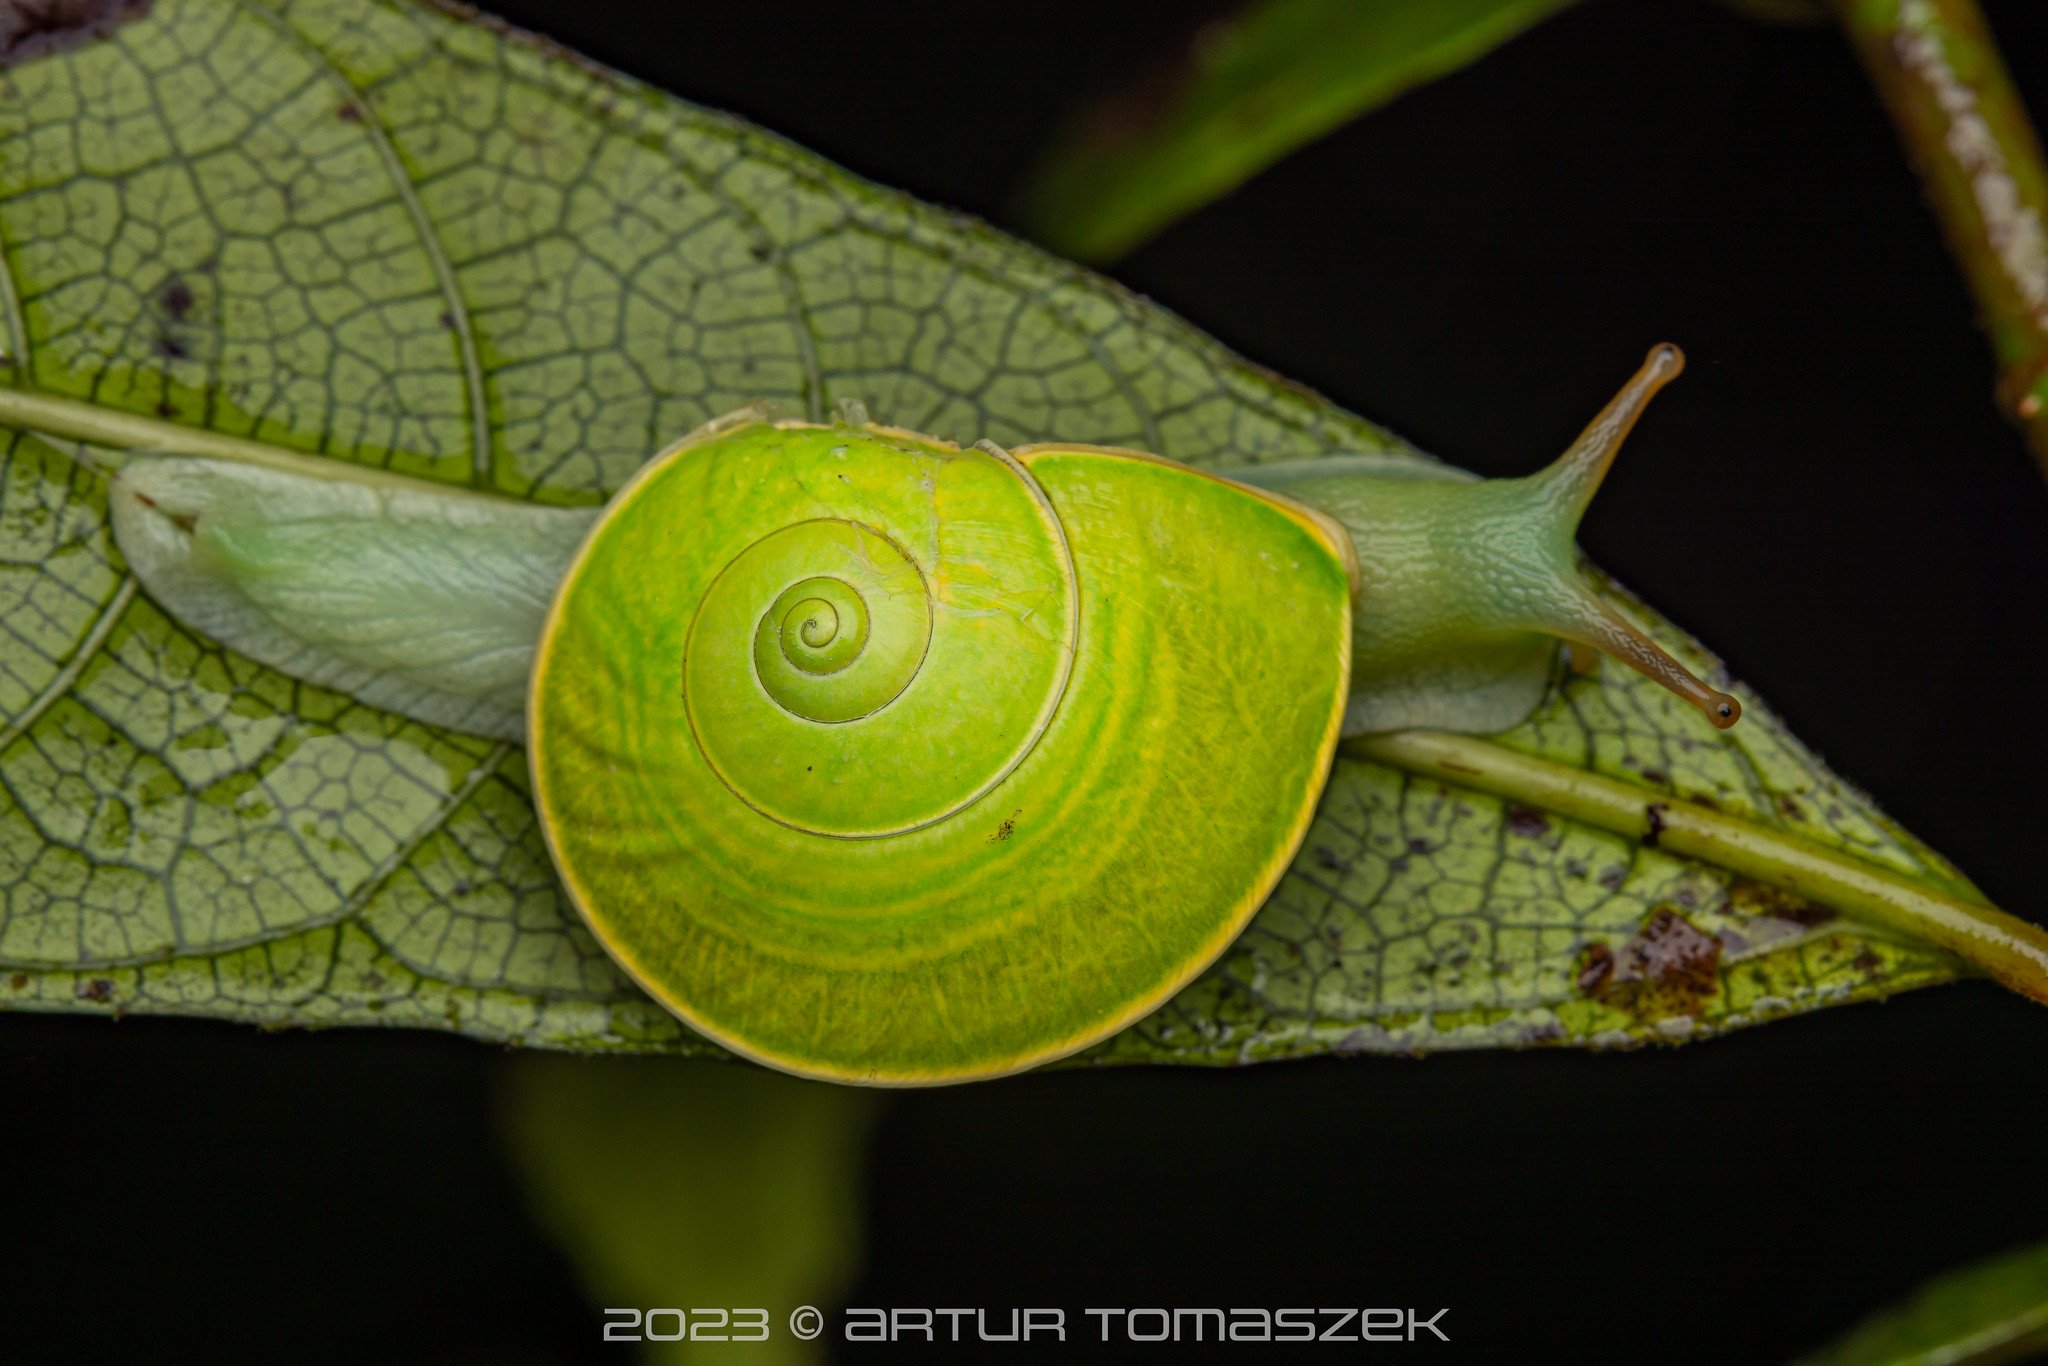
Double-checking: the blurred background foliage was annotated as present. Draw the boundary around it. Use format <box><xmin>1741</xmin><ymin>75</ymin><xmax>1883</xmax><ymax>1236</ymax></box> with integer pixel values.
<box><xmin>1021</xmin><ymin>0</ymin><xmax>2048</xmax><ymax>470</ymax></box>
<box><xmin>502</xmin><ymin>1058</ymin><xmax>876</xmax><ymax>1365</ymax></box>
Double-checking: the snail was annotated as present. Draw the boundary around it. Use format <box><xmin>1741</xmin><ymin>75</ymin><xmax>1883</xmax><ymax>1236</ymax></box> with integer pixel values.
<box><xmin>1</xmin><ymin>345</ymin><xmax>1741</xmax><ymax>1084</ymax></box>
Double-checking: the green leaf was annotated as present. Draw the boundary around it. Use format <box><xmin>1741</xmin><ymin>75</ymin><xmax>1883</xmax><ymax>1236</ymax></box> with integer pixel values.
<box><xmin>501</xmin><ymin>1055</ymin><xmax>875</xmax><ymax>1364</ymax></box>
<box><xmin>1794</xmin><ymin>1236</ymin><xmax>2048</xmax><ymax>1366</ymax></box>
<box><xmin>1018</xmin><ymin>0</ymin><xmax>1581</xmax><ymax>262</ymax></box>
<box><xmin>0</xmin><ymin>0</ymin><xmax>2001</xmax><ymax>1064</ymax></box>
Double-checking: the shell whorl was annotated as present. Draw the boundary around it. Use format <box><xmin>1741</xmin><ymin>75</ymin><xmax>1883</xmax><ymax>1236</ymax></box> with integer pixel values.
<box><xmin>675</xmin><ymin>433</ymin><xmax>1077</xmax><ymax>840</ymax></box>
<box><xmin>736</xmin><ymin>525</ymin><xmax>928</xmax><ymax>721</ymax></box>
<box><xmin>529</xmin><ymin>416</ymin><xmax>1352</xmax><ymax>1084</ymax></box>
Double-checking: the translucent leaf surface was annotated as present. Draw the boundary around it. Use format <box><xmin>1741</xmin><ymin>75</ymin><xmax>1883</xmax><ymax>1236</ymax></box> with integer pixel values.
<box><xmin>0</xmin><ymin>0</ymin><xmax>1988</xmax><ymax>1064</ymax></box>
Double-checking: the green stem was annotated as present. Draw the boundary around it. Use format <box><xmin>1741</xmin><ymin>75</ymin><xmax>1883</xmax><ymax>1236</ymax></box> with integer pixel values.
<box><xmin>0</xmin><ymin>384</ymin><xmax>511</xmax><ymax>503</ymax></box>
<box><xmin>1353</xmin><ymin>729</ymin><xmax>2048</xmax><ymax>1006</ymax></box>
<box><xmin>1833</xmin><ymin>0</ymin><xmax>2048</xmax><ymax>472</ymax></box>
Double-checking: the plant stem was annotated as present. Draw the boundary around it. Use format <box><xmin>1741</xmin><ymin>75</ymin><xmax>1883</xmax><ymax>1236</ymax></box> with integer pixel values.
<box><xmin>0</xmin><ymin>384</ymin><xmax>510</xmax><ymax>502</ymax></box>
<box><xmin>1833</xmin><ymin>0</ymin><xmax>2048</xmax><ymax>472</ymax></box>
<box><xmin>1353</xmin><ymin>729</ymin><xmax>2048</xmax><ymax>1005</ymax></box>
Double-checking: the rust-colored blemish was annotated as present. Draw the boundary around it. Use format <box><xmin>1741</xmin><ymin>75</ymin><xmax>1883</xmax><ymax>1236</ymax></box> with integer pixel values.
<box><xmin>1505</xmin><ymin>806</ymin><xmax>1550</xmax><ymax>839</ymax></box>
<box><xmin>1576</xmin><ymin>942</ymin><xmax>1615</xmax><ymax>993</ymax></box>
<box><xmin>1727</xmin><ymin>877</ymin><xmax>1834</xmax><ymax>927</ymax></box>
<box><xmin>73</xmin><ymin>977</ymin><xmax>114</xmax><ymax>1003</ymax></box>
<box><xmin>8</xmin><ymin>972</ymin><xmax>25</xmax><ymax>990</ymax></box>
<box><xmin>1579</xmin><ymin>907</ymin><xmax>1722</xmax><ymax>1023</ymax></box>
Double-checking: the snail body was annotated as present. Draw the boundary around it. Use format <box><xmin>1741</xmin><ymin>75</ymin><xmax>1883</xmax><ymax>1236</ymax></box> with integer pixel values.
<box><xmin>19</xmin><ymin>345</ymin><xmax>1739</xmax><ymax>1083</ymax></box>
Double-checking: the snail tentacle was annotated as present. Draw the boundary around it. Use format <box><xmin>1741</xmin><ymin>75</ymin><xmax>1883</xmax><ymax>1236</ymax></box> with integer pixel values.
<box><xmin>1514</xmin><ymin>343</ymin><xmax>1739</xmax><ymax>729</ymax></box>
<box><xmin>1530</xmin><ymin>342</ymin><xmax>1686</xmax><ymax>525</ymax></box>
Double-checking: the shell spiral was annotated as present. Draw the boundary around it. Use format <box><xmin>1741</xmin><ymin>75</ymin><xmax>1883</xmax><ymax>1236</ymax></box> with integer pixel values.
<box><xmin>530</xmin><ymin>417</ymin><xmax>1354</xmax><ymax>1084</ymax></box>
<box><xmin>678</xmin><ymin>442</ymin><xmax>1077</xmax><ymax>839</ymax></box>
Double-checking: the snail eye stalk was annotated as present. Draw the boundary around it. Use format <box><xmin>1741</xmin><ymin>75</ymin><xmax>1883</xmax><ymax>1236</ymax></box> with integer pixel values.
<box><xmin>1532</xmin><ymin>342</ymin><xmax>1686</xmax><ymax>524</ymax></box>
<box><xmin>1525</xmin><ymin>344</ymin><xmax>1742</xmax><ymax>731</ymax></box>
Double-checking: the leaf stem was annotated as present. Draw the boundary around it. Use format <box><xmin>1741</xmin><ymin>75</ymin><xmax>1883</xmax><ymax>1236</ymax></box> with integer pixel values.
<box><xmin>0</xmin><ymin>385</ymin><xmax>511</xmax><ymax>503</ymax></box>
<box><xmin>1353</xmin><ymin>729</ymin><xmax>2048</xmax><ymax>1006</ymax></box>
<box><xmin>1833</xmin><ymin>0</ymin><xmax>2048</xmax><ymax>473</ymax></box>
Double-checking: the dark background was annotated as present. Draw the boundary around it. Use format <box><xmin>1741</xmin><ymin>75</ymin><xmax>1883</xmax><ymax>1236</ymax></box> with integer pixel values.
<box><xmin>7</xmin><ymin>0</ymin><xmax>2048</xmax><ymax>1361</ymax></box>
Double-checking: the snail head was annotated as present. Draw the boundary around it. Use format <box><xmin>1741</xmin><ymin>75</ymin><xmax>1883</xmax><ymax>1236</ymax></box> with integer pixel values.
<box><xmin>1231</xmin><ymin>345</ymin><xmax>1741</xmax><ymax>736</ymax></box>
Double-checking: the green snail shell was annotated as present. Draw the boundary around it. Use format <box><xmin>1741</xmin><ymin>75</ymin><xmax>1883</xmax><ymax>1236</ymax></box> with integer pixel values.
<box><xmin>529</xmin><ymin>417</ymin><xmax>1353</xmax><ymax>1084</ymax></box>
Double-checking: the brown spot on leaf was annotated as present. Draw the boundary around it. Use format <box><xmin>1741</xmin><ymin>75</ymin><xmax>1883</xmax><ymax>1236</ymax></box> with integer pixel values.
<box><xmin>987</xmin><ymin>810</ymin><xmax>1020</xmax><ymax>843</ymax></box>
<box><xmin>0</xmin><ymin>0</ymin><xmax>149</xmax><ymax>67</ymax></box>
<box><xmin>159</xmin><ymin>276</ymin><xmax>193</xmax><ymax>320</ymax></box>
<box><xmin>74</xmin><ymin>977</ymin><xmax>114</xmax><ymax>1003</ymax></box>
<box><xmin>1313</xmin><ymin>845</ymin><xmax>1352</xmax><ymax>873</ymax></box>
<box><xmin>1505</xmin><ymin>806</ymin><xmax>1550</xmax><ymax>839</ymax></box>
<box><xmin>153</xmin><ymin>332</ymin><xmax>188</xmax><ymax>361</ymax></box>
<box><xmin>8</xmin><ymin>972</ymin><xmax>26</xmax><ymax>990</ymax></box>
<box><xmin>337</xmin><ymin>101</ymin><xmax>364</xmax><ymax>123</ymax></box>
<box><xmin>1576</xmin><ymin>943</ymin><xmax>1615</xmax><ymax>993</ymax></box>
<box><xmin>1727</xmin><ymin>878</ymin><xmax>1833</xmax><ymax>927</ymax></box>
<box><xmin>1643</xmin><ymin>803</ymin><xmax>1668</xmax><ymax>847</ymax></box>
<box><xmin>1580</xmin><ymin>907</ymin><xmax>1722</xmax><ymax>1023</ymax></box>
